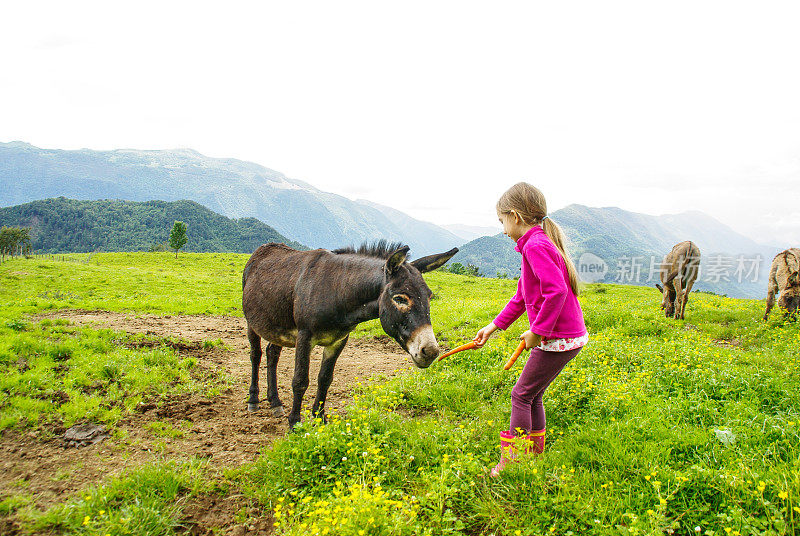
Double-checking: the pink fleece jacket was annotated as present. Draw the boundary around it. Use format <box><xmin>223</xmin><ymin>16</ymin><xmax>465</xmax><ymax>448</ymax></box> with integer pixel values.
<box><xmin>493</xmin><ymin>226</ymin><xmax>587</xmax><ymax>338</ymax></box>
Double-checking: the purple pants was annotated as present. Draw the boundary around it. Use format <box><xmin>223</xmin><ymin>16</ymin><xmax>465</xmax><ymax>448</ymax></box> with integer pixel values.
<box><xmin>509</xmin><ymin>346</ymin><xmax>582</xmax><ymax>433</ymax></box>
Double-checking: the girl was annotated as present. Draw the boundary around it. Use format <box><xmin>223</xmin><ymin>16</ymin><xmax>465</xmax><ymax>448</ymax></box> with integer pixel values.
<box><xmin>473</xmin><ymin>182</ymin><xmax>588</xmax><ymax>476</ymax></box>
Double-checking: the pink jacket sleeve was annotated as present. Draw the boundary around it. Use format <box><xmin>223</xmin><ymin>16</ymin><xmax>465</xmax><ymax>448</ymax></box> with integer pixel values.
<box><xmin>527</xmin><ymin>243</ymin><xmax>569</xmax><ymax>337</ymax></box>
<box><xmin>493</xmin><ymin>277</ymin><xmax>526</xmax><ymax>330</ymax></box>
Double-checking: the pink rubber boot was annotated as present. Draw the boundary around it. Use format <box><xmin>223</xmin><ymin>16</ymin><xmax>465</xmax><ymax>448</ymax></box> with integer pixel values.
<box><xmin>490</xmin><ymin>430</ymin><xmax>518</xmax><ymax>477</ymax></box>
<box><xmin>490</xmin><ymin>429</ymin><xmax>546</xmax><ymax>477</ymax></box>
<box><xmin>526</xmin><ymin>428</ymin><xmax>545</xmax><ymax>455</ymax></box>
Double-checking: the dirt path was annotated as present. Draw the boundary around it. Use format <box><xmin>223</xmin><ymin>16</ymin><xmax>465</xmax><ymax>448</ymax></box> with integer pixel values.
<box><xmin>0</xmin><ymin>311</ymin><xmax>413</xmax><ymax>534</ymax></box>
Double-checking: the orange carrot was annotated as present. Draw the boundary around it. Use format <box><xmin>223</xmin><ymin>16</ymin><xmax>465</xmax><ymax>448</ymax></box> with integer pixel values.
<box><xmin>503</xmin><ymin>340</ymin><xmax>528</xmax><ymax>370</ymax></box>
<box><xmin>436</xmin><ymin>341</ymin><xmax>478</xmax><ymax>361</ymax></box>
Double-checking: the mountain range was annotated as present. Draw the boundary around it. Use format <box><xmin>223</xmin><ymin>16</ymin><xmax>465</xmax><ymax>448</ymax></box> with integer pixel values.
<box><xmin>0</xmin><ymin>141</ymin><xmax>461</xmax><ymax>256</ymax></box>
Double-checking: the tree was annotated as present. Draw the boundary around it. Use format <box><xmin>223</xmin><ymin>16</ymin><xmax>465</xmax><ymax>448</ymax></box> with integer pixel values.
<box><xmin>168</xmin><ymin>221</ymin><xmax>187</xmax><ymax>258</ymax></box>
<box><xmin>447</xmin><ymin>262</ymin><xmax>465</xmax><ymax>275</ymax></box>
<box><xmin>0</xmin><ymin>226</ymin><xmax>31</xmax><ymax>262</ymax></box>
<box><xmin>0</xmin><ymin>227</ymin><xmax>10</xmax><ymax>262</ymax></box>
<box><xmin>443</xmin><ymin>262</ymin><xmax>482</xmax><ymax>277</ymax></box>
<box><xmin>464</xmin><ymin>264</ymin><xmax>483</xmax><ymax>277</ymax></box>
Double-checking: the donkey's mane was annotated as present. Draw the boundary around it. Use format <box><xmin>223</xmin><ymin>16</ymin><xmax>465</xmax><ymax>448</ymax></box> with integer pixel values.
<box><xmin>332</xmin><ymin>240</ymin><xmax>407</xmax><ymax>259</ymax></box>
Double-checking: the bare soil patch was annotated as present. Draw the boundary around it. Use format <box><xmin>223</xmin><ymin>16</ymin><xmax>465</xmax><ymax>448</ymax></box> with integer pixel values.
<box><xmin>1</xmin><ymin>310</ymin><xmax>413</xmax><ymax>534</ymax></box>
<box><xmin>177</xmin><ymin>493</ymin><xmax>272</xmax><ymax>536</ymax></box>
<box><xmin>711</xmin><ymin>337</ymin><xmax>742</xmax><ymax>348</ymax></box>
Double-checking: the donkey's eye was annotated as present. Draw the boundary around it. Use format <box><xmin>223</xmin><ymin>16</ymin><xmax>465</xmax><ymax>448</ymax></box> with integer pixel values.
<box><xmin>393</xmin><ymin>295</ymin><xmax>409</xmax><ymax>305</ymax></box>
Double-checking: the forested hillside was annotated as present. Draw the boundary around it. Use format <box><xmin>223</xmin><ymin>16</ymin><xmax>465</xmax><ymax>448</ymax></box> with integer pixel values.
<box><xmin>0</xmin><ymin>198</ymin><xmax>305</xmax><ymax>254</ymax></box>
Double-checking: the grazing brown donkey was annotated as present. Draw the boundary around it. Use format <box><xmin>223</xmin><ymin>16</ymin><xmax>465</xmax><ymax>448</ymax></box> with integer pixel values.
<box><xmin>242</xmin><ymin>241</ymin><xmax>458</xmax><ymax>429</ymax></box>
<box><xmin>655</xmin><ymin>241</ymin><xmax>701</xmax><ymax>320</ymax></box>
<box><xmin>763</xmin><ymin>248</ymin><xmax>800</xmax><ymax>321</ymax></box>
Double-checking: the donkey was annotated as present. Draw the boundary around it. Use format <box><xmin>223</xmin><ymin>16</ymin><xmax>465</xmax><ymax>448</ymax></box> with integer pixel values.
<box><xmin>242</xmin><ymin>241</ymin><xmax>458</xmax><ymax>429</ymax></box>
<box><xmin>763</xmin><ymin>248</ymin><xmax>800</xmax><ymax>321</ymax></box>
<box><xmin>655</xmin><ymin>241</ymin><xmax>701</xmax><ymax>320</ymax></box>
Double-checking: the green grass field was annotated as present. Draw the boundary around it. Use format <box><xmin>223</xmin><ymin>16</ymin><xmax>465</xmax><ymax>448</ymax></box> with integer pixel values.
<box><xmin>1</xmin><ymin>252</ymin><xmax>799</xmax><ymax>535</ymax></box>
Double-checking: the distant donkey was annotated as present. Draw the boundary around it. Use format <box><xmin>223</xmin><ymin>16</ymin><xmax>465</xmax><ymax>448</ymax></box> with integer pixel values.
<box><xmin>763</xmin><ymin>248</ymin><xmax>800</xmax><ymax>321</ymax></box>
<box><xmin>655</xmin><ymin>241</ymin><xmax>701</xmax><ymax>320</ymax></box>
<box><xmin>242</xmin><ymin>241</ymin><xmax>458</xmax><ymax>429</ymax></box>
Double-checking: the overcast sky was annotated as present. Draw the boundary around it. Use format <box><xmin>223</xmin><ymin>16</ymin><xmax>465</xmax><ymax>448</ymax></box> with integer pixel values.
<box><xmin>2</xmin><ymin>1</ymin><xmax>799</xmax><ymax>245</ymax></box>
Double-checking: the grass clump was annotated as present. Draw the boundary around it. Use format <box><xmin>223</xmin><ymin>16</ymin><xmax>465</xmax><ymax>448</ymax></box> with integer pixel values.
<box><xmin>0</xmin><ymin>320</ymin><xmax>228</xmax><ymax>431</ymax></box>
<box><xmin>28</xmin><ymin>459</ymin><xmax>211</xmax><ymax>536</ymax></box>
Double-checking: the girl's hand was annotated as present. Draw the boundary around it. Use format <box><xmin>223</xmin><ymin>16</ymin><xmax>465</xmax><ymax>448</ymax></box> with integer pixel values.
<box><xmin>520</xmin><ymin>330</ymin><xmax>542</xmax><ymax>349</ymax></box>
<box><xmin>473</xmin><ymin>323</ymin><xmax>498</xmax><ymax>348</ymax></box>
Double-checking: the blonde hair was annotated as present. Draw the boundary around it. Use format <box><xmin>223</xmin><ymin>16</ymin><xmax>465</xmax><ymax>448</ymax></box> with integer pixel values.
<box><xmin>496</xmin><ymin>182</ymin><xmax>580</xmax><ymax>296</ymax></box>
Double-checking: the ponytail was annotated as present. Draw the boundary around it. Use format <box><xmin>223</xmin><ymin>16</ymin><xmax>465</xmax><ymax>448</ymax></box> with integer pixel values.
<box><xmin>541</xmin><ymin>217</ymin><xmax>580</xmax><ymax>296</ymax></box>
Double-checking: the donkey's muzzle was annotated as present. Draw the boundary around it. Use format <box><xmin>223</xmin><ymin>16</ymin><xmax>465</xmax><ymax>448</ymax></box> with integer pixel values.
<box><xmin>408</xmin><ymin>324</ymin><xmax>440</xmax><ymax>368</ymax></box>
<box><xmin>419</xmin><ymin>343</ymin><xmax>440</xmax><ymax>362</ymax></box>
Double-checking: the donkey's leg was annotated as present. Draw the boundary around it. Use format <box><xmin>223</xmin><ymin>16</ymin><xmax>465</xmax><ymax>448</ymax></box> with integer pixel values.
<box><xmin>680</xmin><ymin>277</ymin><xmax>696</xmax><ymax>320</ymax></box>
<box><xmin>672</xmin><ymin>277</ymin><xmax>684</xmax><ymax>320</ymax></box>
<box><xmin>288</xmin><ymin>329</ymin><xmax>313</xmax><ymax>430</ymax></box>
<box><xmin>764</xmin><ymin>284</ymin><xmax>778</xmax><ymax>321</ymax></box>
<box><xmin>311</xmin><ymin>335</ymin><xmax>349</xmax><ymax>424</ymax></box>
<box><xmin>264</xmin><ymin>343</ymin><xmax>284</xmax><ymax>418</ymax></box>
<box><xmin>247</xmin><ymin>326</ymin><xmax>262</xmax><ymax>412</ymax></box>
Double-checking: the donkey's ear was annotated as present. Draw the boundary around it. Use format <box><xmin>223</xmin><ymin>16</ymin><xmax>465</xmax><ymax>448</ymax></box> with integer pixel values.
<box><xmin>655</xmin><ymin>283</ymin><xmax>664</xmax><ymax>293</ymax></box>
<box><xmin>411</xmin><ymin>247</ymin><xmax>459</xmax><ymax>274</ymax></box>
<box><xmin>385</xmin><ymin>246</ymin><xmax>410</xmax><ymax>275</ymax></box>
